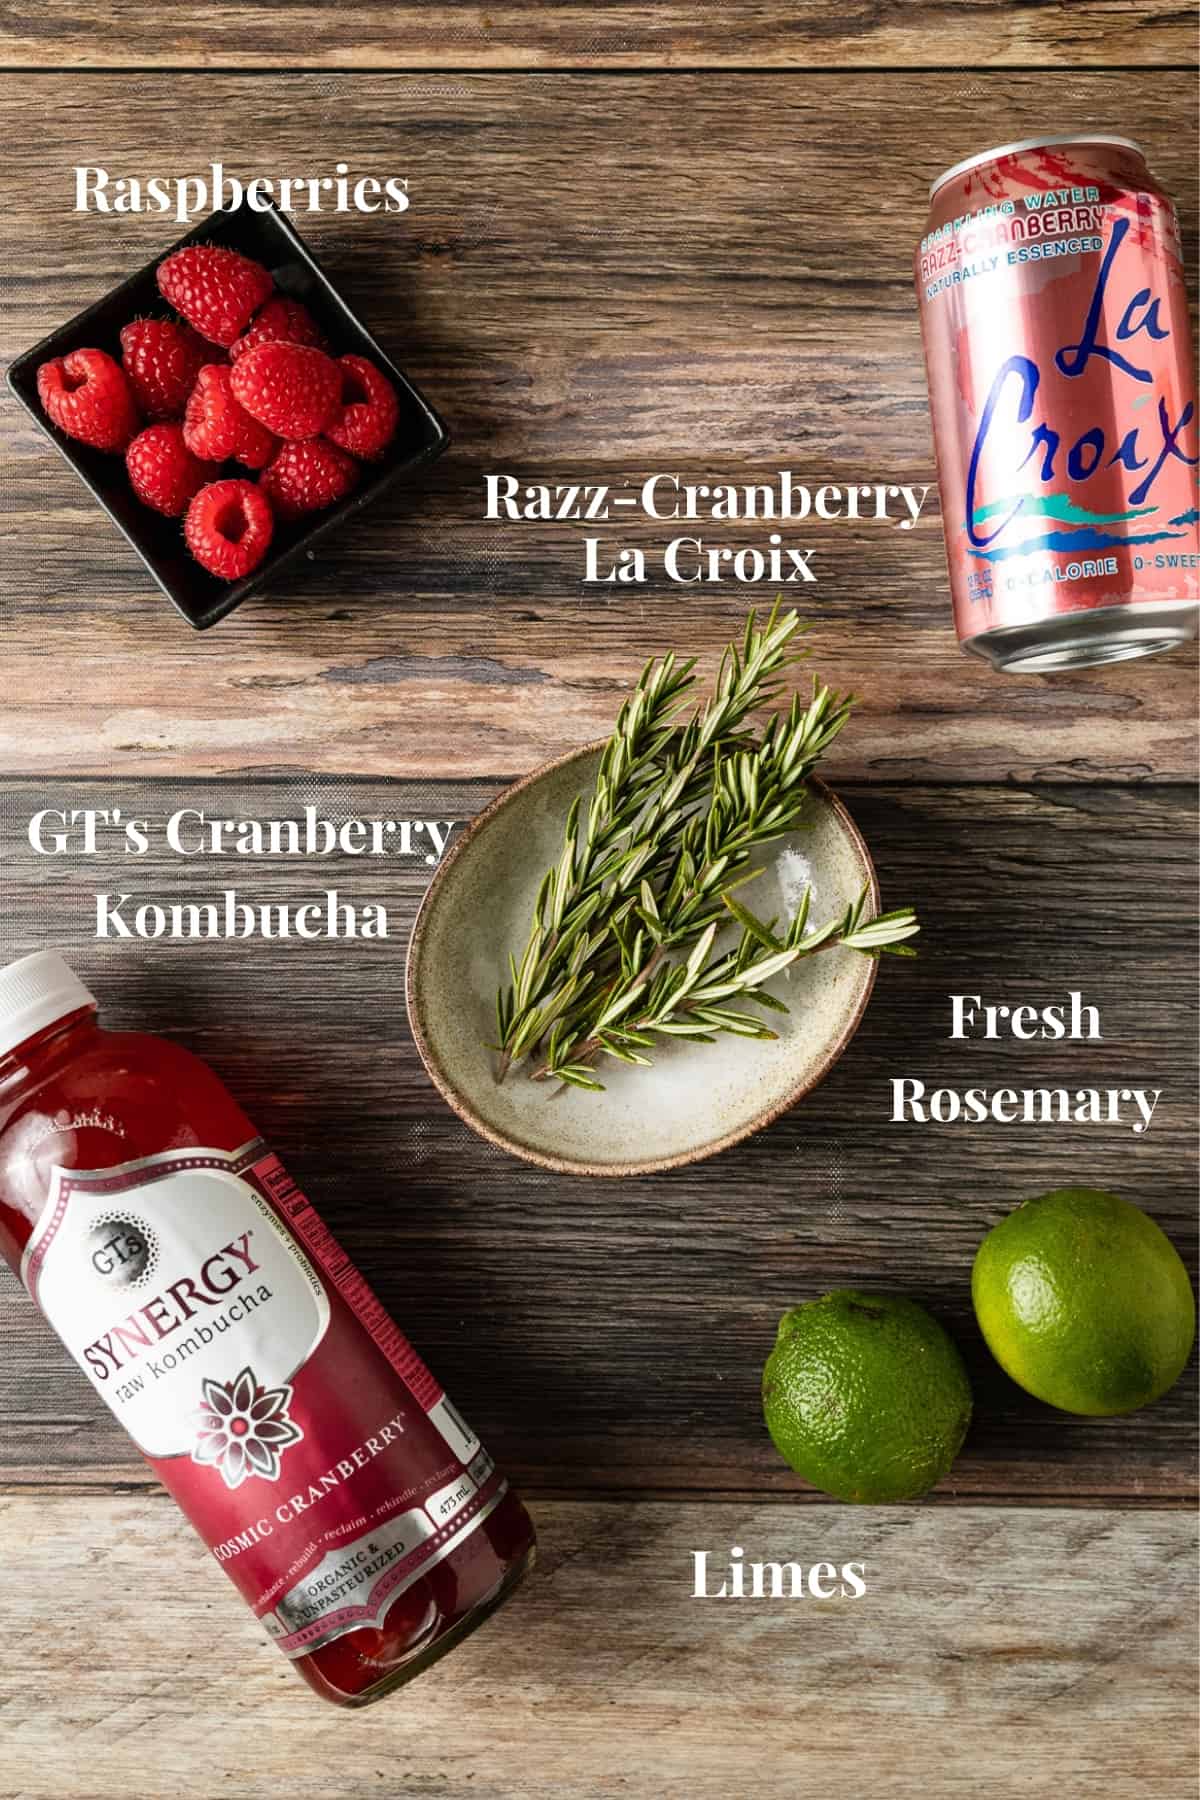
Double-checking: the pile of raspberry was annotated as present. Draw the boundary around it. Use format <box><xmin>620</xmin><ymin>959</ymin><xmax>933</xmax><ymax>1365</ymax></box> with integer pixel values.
<box><xmin>36</xmin><ymin>244</ymin><xmax>401</xmax><ymax>581</ymax></box>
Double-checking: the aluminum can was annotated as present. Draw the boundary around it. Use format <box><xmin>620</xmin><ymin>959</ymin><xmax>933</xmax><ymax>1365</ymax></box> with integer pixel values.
<box><xmin>916</xmin><ymin>135</ymin><xmax>1198</xmax><ymax>673</ymax></box>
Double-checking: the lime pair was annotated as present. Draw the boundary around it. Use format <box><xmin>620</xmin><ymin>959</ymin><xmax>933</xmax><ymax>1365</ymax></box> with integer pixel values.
<box><xmin>762</xmin><ymin>1188</ymin><xmax>1196</xmax><ymax>1504</ymax></box>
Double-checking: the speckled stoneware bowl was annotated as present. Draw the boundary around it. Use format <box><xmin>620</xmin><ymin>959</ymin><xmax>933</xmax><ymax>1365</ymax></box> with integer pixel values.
<box><xmin>406</xmin><ymin>744</ymin><xmax>879</xmax><ymax>1177</ymax></box>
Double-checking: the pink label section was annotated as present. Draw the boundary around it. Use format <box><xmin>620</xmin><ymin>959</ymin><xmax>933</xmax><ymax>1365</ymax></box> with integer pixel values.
<box><xmin>917</xmin><ymin>161</ymin><xmax>1199</xmax><ymax>642</ymax></box>
<box><xmin>28</xmin><ymin>1140</ymin><xmax>498</xmax><ymax>1663</ymax></box>
<box><xmin>253</xmin><ymin>1151</ymin><xmax>443</xmax><ymax>1410</ymax></box>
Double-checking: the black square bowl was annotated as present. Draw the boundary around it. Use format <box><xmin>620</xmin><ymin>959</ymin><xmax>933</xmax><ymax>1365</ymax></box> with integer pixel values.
<box><xmin>7</xmin><ymin>203</ymin><xmax>449</xmax><ymax>628</ymax></box>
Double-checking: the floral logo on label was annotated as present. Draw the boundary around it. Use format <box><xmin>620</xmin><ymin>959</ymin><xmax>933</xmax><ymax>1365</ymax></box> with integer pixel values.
<box><xmin>192</xmin><ymin>1366</ymin><xmax>303</xmax><ymax>1489</ymax></box>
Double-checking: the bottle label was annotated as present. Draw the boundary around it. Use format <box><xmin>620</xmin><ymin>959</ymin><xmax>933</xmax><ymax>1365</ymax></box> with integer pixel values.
<box><xmin>23</xmin><ymin>1141</ymin><xmax>505</xmax><ymax>1657</ymax></box>
<box><xmin>25</xmin><ymin>1143</ymin><xmax>330</xmax><ymax>1462</ymax></box>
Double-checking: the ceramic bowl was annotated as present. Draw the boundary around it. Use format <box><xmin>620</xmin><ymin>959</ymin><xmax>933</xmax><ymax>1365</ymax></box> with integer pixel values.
<box><xmin>406</xmin><ymin>744</ymin><xmax>879</xmax><ymax>1177</ymax></box>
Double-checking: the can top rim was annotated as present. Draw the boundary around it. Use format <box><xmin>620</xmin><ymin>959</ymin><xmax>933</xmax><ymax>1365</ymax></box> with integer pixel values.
<box><xmin>930</xmin><ymin>134</ymin><xmax>1145</xmax><ymax>200</ymax></box>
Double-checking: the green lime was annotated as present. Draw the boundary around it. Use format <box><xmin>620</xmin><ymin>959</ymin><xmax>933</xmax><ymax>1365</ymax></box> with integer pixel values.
<box><xmin>762</xmin><ymin>1291</ymin><xmax>972</xmax><ymax>1503</ymax></box>
<box><xmin>972</xmin><ymin>1187</ymin><xmax>1196</xmax><ymax>1416</ymax></box>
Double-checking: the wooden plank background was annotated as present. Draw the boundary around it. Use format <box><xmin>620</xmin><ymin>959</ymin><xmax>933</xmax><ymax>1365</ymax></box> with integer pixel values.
<box><xmin>0</xmin><ymin>773</ymin><xmax>1194</xmax><ymax>1501</ymax></box>
<box><xmin>0</xmin><ymin>2</ymin><xmax>1192</xmax><ymax>69</ymax></box>
<box><xmin>0</xmin><ymin>23</ymin><xmax>1196</xmax><ymax>1797</ymax></box>
<box><xmin>1</xmin><ymin>1497</ymin><xmax>1196</xmax><ymax>1799</ymax></box>
<box><xmin>0</xmin><ymin>74</ymin><xmax>1195</xmax><ymax>781</ymax></box>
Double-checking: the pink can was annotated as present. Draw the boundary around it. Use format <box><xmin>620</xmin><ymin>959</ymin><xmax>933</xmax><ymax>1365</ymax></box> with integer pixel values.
<box><xmin>916</xmin><ymin>135</ymin><xmax>1198</xmax><ymax>672</ymax></box>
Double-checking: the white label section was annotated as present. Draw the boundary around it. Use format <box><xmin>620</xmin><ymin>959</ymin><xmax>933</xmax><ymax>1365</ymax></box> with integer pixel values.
<box><xmin>426</xmin><ymin>1471</ymin><xmax>477</xmax><ymax>1528</ymax></box>
<box><xmin>27</xmin><ymin>1149</ymin><xmax>330</xmax><ymax>1462</ymax></box>
<box><xmin>429</xmin><ymin>1393</ymin><xmax>480</xmax><ymax>1462</ymax></box>
<box><xmin>468</xmin><ymin>1444</ymin><xmax>496</xmax><ymax>1489</ymax></box>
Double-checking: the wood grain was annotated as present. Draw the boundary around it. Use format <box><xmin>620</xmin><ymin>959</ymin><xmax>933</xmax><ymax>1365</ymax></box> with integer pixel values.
<box><xmin>0</xmin><ymin>32</ymin><xmax>1195</xmax><ymax>1800</ymax></box>
<box><xmin>1</xmin><ymin>74</ymin><xmax>1195</xmax><ymax>782</ymax></box>
<box><xmin>0</xmin><ymin>1495</ymin><xmax>1195</xmax><ymax>1799</ymax></box>
<box><xmin>0</xmin><ymin>1</ymin><xmax>1193</xmax><ymax>70</ymax></box>
<box><xmin>0</xmin><ymin>774</ymin><xmax>1193</xmax><ymax>1500</ymax></box>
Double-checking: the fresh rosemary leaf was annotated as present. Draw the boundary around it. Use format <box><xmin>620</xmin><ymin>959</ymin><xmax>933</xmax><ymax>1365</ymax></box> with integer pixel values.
<box><xmin>491</xmin><ymin>605</ymin><xmax>919</xmax><ymax>1091</ymax></box>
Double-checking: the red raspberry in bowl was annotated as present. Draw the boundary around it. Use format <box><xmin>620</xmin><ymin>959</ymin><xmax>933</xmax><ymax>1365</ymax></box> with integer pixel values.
<box><xmin>36</xmin><ymin>348</ymin><xmax>139</xmax><ymax>452</ymax></box>
<box><xmin>157</xmin><ymin>244</ymin><xmax>274</xmax><ymax>348</ymax></box>
<box><xmin>119</xmin><ymin>319</ymin><xmax>209</xmax><ymax>421</ymax></box>
<box><xmin>185</xmin><ymin>479</ymin><xmax>274</xmax><ymax>579</ymax></box>
<box><xmin>259</xmin><ymin>439</ymin><xmax>360</xmax><ymax>520</ymax></box>
<box><xmin>184</xmin><ymin>365</ymin><xmax>278</xmax><ymax>469</ymax></box>
<box><xmin>324</xmin><ymin>354</ymin><xmax>400</xmax><ymax>460</ymax></box>
<box><xmin>230</xmin><ymin>297</ymin><xmax>326</xmax><ymax>362</ymax></box>
<box><xmin>229</xmin><ymin>341</ymin><xmax>342</xmax><ymax>438</ymax></box>
<box><xmin>126</xmin><ymin>423</ymin><xmax>215</xmax><ymax>517</ymax></box>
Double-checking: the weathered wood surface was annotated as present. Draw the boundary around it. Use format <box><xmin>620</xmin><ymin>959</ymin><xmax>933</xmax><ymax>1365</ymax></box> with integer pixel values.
<box><xmin>1</xmin><ymin>74</ymin><xmax>1195</xmax><ymax>782</ymax></box>
<box><xmin>0</xmin><ymin>21</ymin><xmax>1195</xmax><ymax>1800</ymax></box>
<box><xmin>0</xmin><ymin>1496</ymin><xmax>1195</xmax><ymax>1799</ymax></box>
<box><xmin>0</xmin><ymin>774</ymin><xmax>1193</xmax><ymax>1500</ymax></box>
<box><xmin>0</xmin><ymin>1</ymin><xmax>1193</xmax><ymax>69</ymax></box>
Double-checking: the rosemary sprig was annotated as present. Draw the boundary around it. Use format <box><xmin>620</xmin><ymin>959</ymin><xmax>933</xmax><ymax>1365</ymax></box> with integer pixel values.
<box><xmin>491</xmin><ymin>605</ymin><xmax>919</xmax><ymax>1091</ymax></box>
<box><xmin>536</xmin><ymin>886</ymin><xmax>920</xmax><ymax>1090</ymax></box>
<box><xmin>494</xmin><ymin>603</ymin><xmax>812</xmax><ymax>1076</ymax></box>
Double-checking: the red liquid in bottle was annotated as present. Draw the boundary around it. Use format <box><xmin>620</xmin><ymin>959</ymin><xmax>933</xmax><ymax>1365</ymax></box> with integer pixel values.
<box><xmin>0</xmin><ymin>952</ymin><xmax>535</xmax><ymax>1706</ymax></box>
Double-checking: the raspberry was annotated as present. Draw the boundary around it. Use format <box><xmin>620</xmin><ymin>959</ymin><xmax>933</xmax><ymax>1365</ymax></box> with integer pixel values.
<box><xmin>157</xmin><ymin>245</ymin><xmax>273</xmax><ymax>348</ymax></box>
<box><xmin>36</xmin><ymin>348</ymin><xmax>139</xmax><ymax>452</ymax></box>
<box><xmin>229</xmin><ymin>342</ymin><xmax>342</xmax><ymax>439</ymax></box>
<box><xmin>260</xmin><ymin>439</ymin><xmax>360</xmax><ymax>520</ymax></box>
<box><xmin>119</xmin><ymin>319</ymin><xmax>209</xmax><ymax>421</ymax></box>
<box><xmin>324</xmin><ymin>355</ymin><xmax>400</xmax><ymax>460</ymax></box>
<box><xmin>126</xmin><ymin>423</ymin><xmax>214</xmax><ymax>517</ymax></box>
<box><xmin>185</xmin><ymin>479</ymin><xmax>274</xmax><ymax>580</ymax></box>
<box><xmin>230</xmin><ymin>297</ymin><xmax>326</xmax><ymax>362</ymax></box>
<box><xmin>183</xmin><ymin>365</ymin><xmax>278</xmax><ymax>469</ymax></box>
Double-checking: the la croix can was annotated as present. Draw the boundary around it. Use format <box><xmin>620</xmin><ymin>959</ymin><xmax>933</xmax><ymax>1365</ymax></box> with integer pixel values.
<box><xmin>916</xmin><ymin>134</ymin><xmax>1199</xmax><ymax>673</ymax></box>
